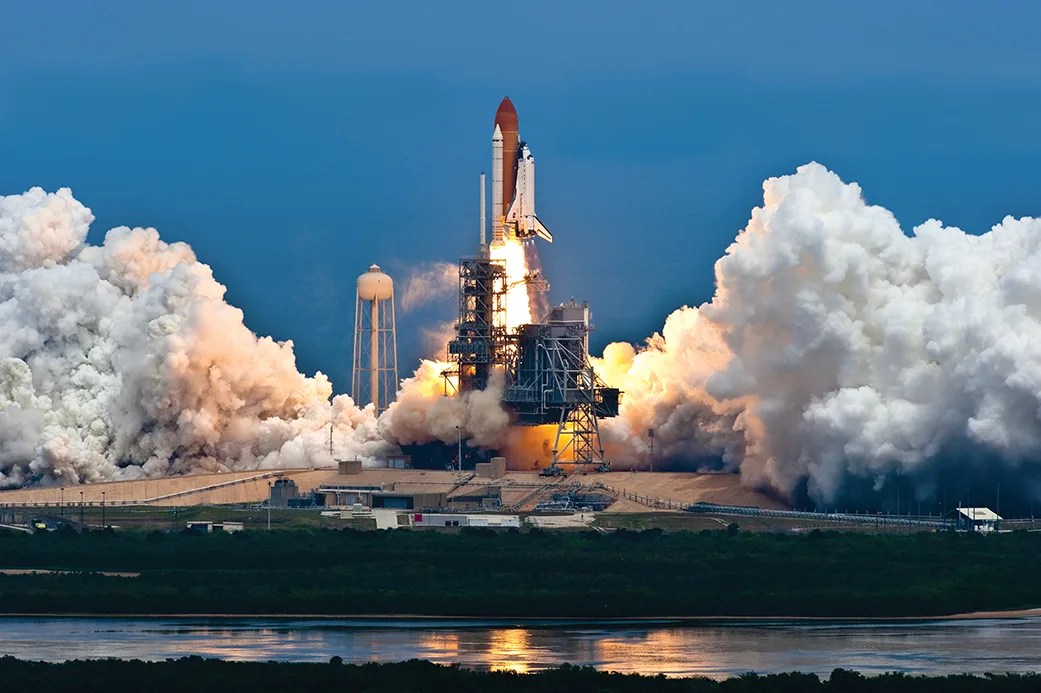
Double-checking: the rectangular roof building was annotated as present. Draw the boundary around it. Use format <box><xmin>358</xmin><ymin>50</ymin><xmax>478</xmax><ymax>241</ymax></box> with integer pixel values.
<box><xmin>955</xmin><ymin>507</ymin><xmax>1002</xmax><ymax>532</ymax></box>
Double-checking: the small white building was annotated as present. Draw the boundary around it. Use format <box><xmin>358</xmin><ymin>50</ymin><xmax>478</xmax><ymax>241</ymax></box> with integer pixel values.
<box><xmin>955</xmin><ymin>507</ymin><xmax>1002</xmax><ymax>533</ymax></box>
<box><xmin>185</xmin><ymin>521</ymin><xmax>244</xmax><ymax>534</ymax></box>
<box><xmin>410</xmin><ymin>513</ymin><xmax>521</xmax><ymax>528</ymax></box>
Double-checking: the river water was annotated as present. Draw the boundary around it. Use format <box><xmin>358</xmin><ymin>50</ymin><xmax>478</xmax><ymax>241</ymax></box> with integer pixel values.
<box><xmin>1</xmin><ymin>616</ymin><xmax>1040</xmax><ymax>679</ymax></box>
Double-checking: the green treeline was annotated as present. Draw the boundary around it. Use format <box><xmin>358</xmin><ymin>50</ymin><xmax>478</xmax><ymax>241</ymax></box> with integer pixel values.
<box><xmin>0</xmin><ymin>527</ymin><xmax>1039</xmax><ymax>617</ymax></box>
<box><xmin>0</xmin><ymin>658</ymin><xmax>1035</xmax><ymax>693</ymax></box>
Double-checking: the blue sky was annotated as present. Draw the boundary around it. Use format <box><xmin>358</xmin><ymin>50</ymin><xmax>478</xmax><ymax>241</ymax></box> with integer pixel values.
<box><xmin>3</xmin><ymin>1</ymin><xmax>1041</xmax><ymax>393</ymax></box>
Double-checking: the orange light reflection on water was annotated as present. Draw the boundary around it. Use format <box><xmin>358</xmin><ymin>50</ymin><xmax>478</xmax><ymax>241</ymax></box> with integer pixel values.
<box><xmin>483</xmin><ymin>628</ymin><xmax>532</xmax><ymax>673</ymax></box>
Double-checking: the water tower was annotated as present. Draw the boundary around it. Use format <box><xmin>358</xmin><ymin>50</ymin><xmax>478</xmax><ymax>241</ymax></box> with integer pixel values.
<box><xmin>351</xmin><ymin>264</ymin><xmax>398</xmax><ymax>415</ymax></box>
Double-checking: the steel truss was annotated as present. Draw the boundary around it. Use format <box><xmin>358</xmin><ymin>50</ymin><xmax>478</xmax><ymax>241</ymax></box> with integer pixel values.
<box><xmin>446</xmin><ymin>257</ymin><xmax>510</xmax><ymax>393</ymax></box>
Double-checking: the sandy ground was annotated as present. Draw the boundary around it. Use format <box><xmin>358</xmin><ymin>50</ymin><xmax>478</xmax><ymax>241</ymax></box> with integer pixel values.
<box><xmin>0</xmin><ymin>469</ymin><xmax>339</xmax><ymax>508</ymax></box>
<box><xmin>0</xmin><ymin>468</ymin><xmax>781</xmax><ymax>513</ymax></box>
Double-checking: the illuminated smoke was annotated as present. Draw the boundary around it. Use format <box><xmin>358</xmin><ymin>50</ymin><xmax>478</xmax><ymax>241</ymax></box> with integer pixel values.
<box><xmin>523</xmin><ymin>240</ymin><xmax>549</xmax><ymax>323</ymax></box>
<box><xmin>599</xmin><ymin>162</ymin><xmax>1041</xmax><ymax>506</ymax></box>
<box><xmin>0</xmin><ymin>187</ymin><xmax>388</xmax><ymax>487</ymax></box>
<box><xmin>379</xmin><ymin>236</ymin><xmax>540</xmax><ymax>450</ymax></box>
<box><xmin>378</xmin><ymin>360</ymin><xmax>510</xmax><ymax>449</ymax></box>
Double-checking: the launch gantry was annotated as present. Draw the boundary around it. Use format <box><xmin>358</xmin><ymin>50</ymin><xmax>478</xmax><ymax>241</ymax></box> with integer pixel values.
<box><xmin>503</xmin><ymin>300</ymin><xmax>620</xmax><ymax>466</ymax></box>
<box><xmin>446</xmin><ymin>256</ymin><xmax>510</xmax><ymax>394</ymax></box>
<box><xmin>443</xmin><ymin>96</ymin><xmax>620</xmax><ymax>469</ymax></box>
<box><xmin>444</xmin><ymin>258</ymin><xmax>620</xmax><ymax>467</ymax></box>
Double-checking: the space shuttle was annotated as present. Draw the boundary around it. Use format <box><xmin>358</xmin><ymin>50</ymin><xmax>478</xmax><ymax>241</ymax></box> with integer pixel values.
<box><xmin>489</xmin><ymin>97</ymin><xmax>553</xmax><ymax>246</ymax></box>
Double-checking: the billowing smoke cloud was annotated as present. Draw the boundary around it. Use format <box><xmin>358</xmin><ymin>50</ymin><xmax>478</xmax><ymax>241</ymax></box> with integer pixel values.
<box><xmin>399</xmin><ymin>262</ymin><xmax>461</xmax><ymax>359</ymax></box>
<box><xmin>600</xmin><ymin>162</ymin><xmax>1041</xmax><ymax>507</ymax></box>
<box><xmin>0</xmin><ymin>187</ymin><xmax>389</xmax><ymax>487</ymax></box>
<box><xmin>17</xmin><ymin>162</ymin><xmax>1041</xmax><ymax>510</ymax></box>
<box><xmin>379</xmin><ymin>360</ymin><xmax>511</xmax><ymax>450</ymax></box>
<box><xmin>399</xmin><ymin>261</ymin><xmax>457</xmax><ymax>312</ymax></box>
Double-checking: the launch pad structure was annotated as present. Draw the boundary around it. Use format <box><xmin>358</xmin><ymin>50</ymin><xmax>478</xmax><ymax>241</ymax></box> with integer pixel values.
<box><xmin>443</xmin><ymin>96</ymin><xmax>620</xmax><ymax>469</ymax></box>
<box><xmin>505</xmin><ymin>300</ymin><xmax>620</xmax><ymax>465</ymax></box>
<box><xmin>447</xmin><ymin>256</ymin><xmax>508</xmax><ymax>394</ymax></box>
<box><xmin>444</xmin><ymin>263</ymin><xmax>620</xmax><ymax>467</ymax></box>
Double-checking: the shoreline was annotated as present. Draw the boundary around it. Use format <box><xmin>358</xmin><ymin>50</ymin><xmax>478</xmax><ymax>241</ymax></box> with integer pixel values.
<box><xmin>1</xmin><ymin>607</ymin><xmax>1039</xmax><ymax>622</ymax></box>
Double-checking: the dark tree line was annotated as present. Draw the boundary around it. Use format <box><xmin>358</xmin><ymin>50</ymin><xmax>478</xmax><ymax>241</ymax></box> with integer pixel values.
<box><xmin>0</xmin><ymin>527</ymin><xmax>1039</xmax><ymax>617</ymax></box>
<box><xmin>0</xmin><ymin>658</ymin><xmax>1035</xmax><ymax>693</ymax></box>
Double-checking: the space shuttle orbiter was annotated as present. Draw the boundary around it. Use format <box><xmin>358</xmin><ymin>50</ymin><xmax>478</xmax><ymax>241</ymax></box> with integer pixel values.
<box><xmin>505</xmin><ymin>143</ymin><xmax>553</xmax><ymax>244</ymax></box>
<box><xmin>490</xmin><ymin>97</ymin><xmax>553</xmax><ymax>246</ymax></box>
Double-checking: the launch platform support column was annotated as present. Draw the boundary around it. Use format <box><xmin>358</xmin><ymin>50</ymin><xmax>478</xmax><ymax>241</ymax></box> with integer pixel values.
<box><xmin>352</xmin><ymin>265</ymin><xmax>399</xmax><ymax>416</ymax></box>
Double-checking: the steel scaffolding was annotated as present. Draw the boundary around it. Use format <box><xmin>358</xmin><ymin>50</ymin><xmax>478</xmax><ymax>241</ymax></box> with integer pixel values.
<box><xmin>446</xmin><ymin>257</ymin><xmax>510</xmax><ymax>393</ymax></box>
<box><xmin>502</xmin><ymin>300</ymin><xmax>620</xmax><ymax>466</ymax></box>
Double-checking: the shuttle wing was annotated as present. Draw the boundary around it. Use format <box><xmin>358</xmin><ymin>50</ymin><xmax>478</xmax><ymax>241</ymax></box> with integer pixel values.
<box><xmin>528</xmin><ymin>215</ymin><xmax>553</xmax><ymax>243</ymax></box>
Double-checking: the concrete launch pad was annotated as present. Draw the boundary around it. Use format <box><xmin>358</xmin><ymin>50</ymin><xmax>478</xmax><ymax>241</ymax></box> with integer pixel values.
<box><xmin>0</xmin><ymin>469</ymin><xmax>785</xmax><ymax>514</ymax></box>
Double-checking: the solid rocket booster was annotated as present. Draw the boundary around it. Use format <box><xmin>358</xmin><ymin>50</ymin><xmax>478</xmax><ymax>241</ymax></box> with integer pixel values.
<box><xmin>489</xmin><ymin>96</ymin><xmax>553</xmax><ymax>245</ymax></box>
<box><xmin>492</xmin><ymin>124</ymin><xmax>503</xmax><ymax>243</ymax></box>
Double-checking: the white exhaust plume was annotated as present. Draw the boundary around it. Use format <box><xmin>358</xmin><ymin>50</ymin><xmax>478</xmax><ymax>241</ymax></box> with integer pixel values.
<box><xmin>378</xmin><ymin>360</ymin><xmax>511</xmax><ymax>450</ymax></box>
<box><xmin>399</xmin><ymin>261</ymin><xmax>458</xmax><ymax>312</ymax></box>
<box><xmin>599</xmin><ymin>162</ymin><xmax>1041</xmax><ymax>506</ymax></box>
<box><xmin>0</xmin><ymin>187</ymin><xmax>388</xmax><ymax>487</ymax></box>
<box><xmin>16</xmin><ymin>160</ymin><xmax>1041</xmax><ymax>509</ymax></box>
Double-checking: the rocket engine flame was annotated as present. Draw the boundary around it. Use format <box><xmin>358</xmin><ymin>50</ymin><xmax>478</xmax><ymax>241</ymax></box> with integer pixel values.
<box><xmin>489</xmin><ymin>237</ymin><xmax>537</xmax><ymax>328</ymax></box>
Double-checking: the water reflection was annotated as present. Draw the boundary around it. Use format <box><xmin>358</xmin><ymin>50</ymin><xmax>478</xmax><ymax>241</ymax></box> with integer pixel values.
<box><xmin>1</xmin><ymin>617</ymin><xmax>1041</xmax><ymax>679</ymax></box>
<box><xmin>484</xmin><ymin>629</ymin><xmax>532</xmax><ymax>673</ymax></box>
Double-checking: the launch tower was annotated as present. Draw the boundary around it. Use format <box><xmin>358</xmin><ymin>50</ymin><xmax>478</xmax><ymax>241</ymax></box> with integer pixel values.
<box><xmin>447</xmin><ymin>257</ymin><xmax>508</xmax><ymax>393</ymax></box>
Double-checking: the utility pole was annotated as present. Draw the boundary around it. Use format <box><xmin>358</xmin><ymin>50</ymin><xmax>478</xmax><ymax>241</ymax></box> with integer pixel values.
<box><xmin>456</xmin><ymin>425</ymin><xmax>463</xmax><ymax>472</ymax></box>
<box><xmin>647</xmin><ymin>428</ymin><xmax>655</xmax><ymax>473</ymax></box>
<box><xmin>267</xmin><ymin>482</ymin><xmax>272</xmax><ymax>531</ymax></box>
<box><xmin>101</xmin><ymin>491</ymin><xmax>106</xmax><ymax>528</ymax></box>
<box><xmin>60</xmin><ymin>487</ymin><xmax>64</xmax><ymax>521</ymax></box>
<box><xmin>79</xmin><ymin>491</ymin><xmax>84</xmax><ymax>526</ymax></box>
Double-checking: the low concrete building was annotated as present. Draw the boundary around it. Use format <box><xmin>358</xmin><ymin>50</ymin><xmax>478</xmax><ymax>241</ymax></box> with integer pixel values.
<box><xmin>268</xmin><ymin>478</ymin><xmax>299</xmax><ymax>508</ymax></box>
<box><xmin>337</xmin><ymin>459</ymin><xmax>363</xmax><ymax>475</ymax></box>
<box><xmin>447</xmin><ymin>486</ymin><xmax>502</xmax><ymax>511</ymax></box>
<box><xmin>381</xmin><ymin>455</ymin><xmax>412</xmax><ymax>469</ymax></box>
<box><xmin>185</xmin><ymin>521</ymin><xmax>244</xmax><ymax>533</ymax></box>
<box><xmin>314</xmin><ymin>486</ymin><xmax>447</xmax><ymax>511</ymax></box>
<box><xmin>475</xmin><ymin>457</ymin><xmax>507</xmax><ymax>479</ymax></box>
<box><xmin>314</xmin><ymin>469</ymin><xmax>463</xmax><ymax>511</ymax></box>
<box><xmin>410</xmin><ymin>513</ymin><xmax>521</xmax><ymax>528</ymax></box>
<box><xmin>372</xmin><ymin>490</ymin><xmax>446</xmax><ymax>510</ymax></box>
